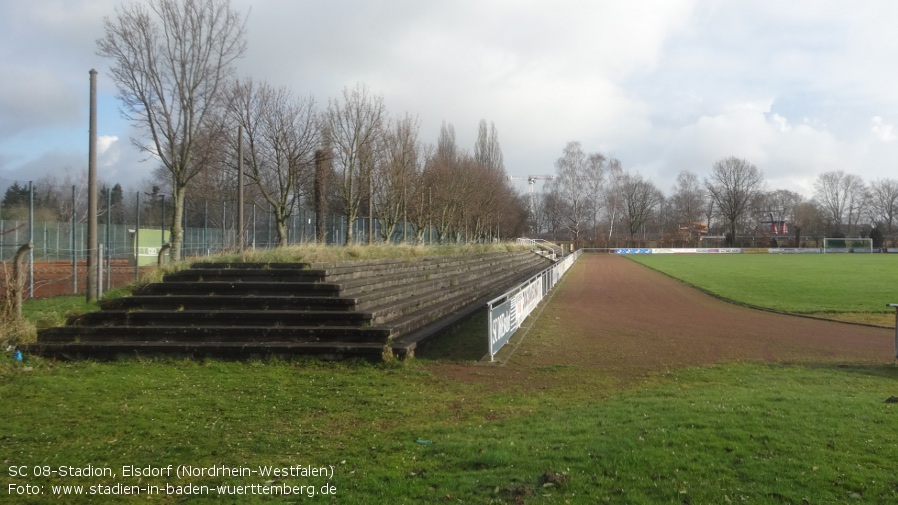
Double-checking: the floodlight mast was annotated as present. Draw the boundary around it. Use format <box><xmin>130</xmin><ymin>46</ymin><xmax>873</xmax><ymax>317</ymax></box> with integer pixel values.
<box><xmin>508</xmin><ymin>175</ymin><xmax>554</xmax><ymax>235</ymax></box>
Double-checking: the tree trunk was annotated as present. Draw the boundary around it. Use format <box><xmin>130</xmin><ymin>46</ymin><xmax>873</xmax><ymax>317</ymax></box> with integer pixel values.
<box><xmin>170</xmin><ymin>185</ymin><xmax>187</xmax><ymax>262</ymax></box>
<box><xmin>276</xmin><ymin>218</ymin><xmax>289</xmax><ymax>247</ymax></box>
<box><xmin>314</xmin><ymin>149</ymin><xmax>328</xmax><ymax>244</ymax></box>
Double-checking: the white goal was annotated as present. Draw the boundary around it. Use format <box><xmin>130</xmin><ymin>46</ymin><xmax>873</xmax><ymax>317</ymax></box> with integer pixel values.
<box><xmin>822</xmin><ymin>237</ymin><xmax>874</xmax><ymax>253</ymax></box>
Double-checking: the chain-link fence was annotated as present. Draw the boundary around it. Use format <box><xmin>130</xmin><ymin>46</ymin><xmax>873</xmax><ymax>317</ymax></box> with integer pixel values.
<box><xmin>0</xmin><ymin>176</ymin><xmax>426</xmax><ymax>298</ymax></box>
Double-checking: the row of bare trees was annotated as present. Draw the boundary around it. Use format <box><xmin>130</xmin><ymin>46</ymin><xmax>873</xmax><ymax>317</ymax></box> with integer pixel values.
<box><xmin>95</xmin><ymin>0</ymin><xmax>524</xmax><ymax>260</ymax></box>
<box><xmin>536</xmin><ymin>144</ymin><xmax>898</xmax><ymax>248</ymax></box>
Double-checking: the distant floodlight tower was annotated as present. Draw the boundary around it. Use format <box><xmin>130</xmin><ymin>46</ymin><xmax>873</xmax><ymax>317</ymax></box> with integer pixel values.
<box><xmin>508</xmin><ymin>174</ymin><xmax>553</xmax><ymax>234</ymax></box>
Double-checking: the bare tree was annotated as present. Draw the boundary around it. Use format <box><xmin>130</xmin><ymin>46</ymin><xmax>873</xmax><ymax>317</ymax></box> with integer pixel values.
<box><xmin>427</xmin><ymin>153</ymin><xmax>466</xmax><ymax>243</ymax></box>
<box><xmin>792</xmin><ymin>200</ymin><xmax>824</xmax><ymax>246</ymax></box>
<box><xmin>97</xmin><ymin>0</ymin><xmax>247</xmax><ymax>261</ymax></box>
<box><xmin>313</xmin><ymin>149</ymin><xmax>331</xmax><ymax>243</ymax></box>
<box><xmin>604</xmin><ymin>158</ymin><xmax>624</xmax><ymax>245</ymax></box>
<box><xmin>704</xmin><ymin>157</ymin><xmax>765</xmax><ymax>246</ymax></box>
<box><xmin>227</xmin><ymin>79</ymin><xmax>320</xmax><ymax>246</ymax></box>
<box><xmin>846</xmin><ymin>177</ymin><xmax>868</xmax><ymax>237</ymax></box>
<box><xmin>619</xmin><ymin>172</ymin><xmax>664</xmax><ymax>242</ymax></box>
<box><xmin>373</xmin><ymin>113</ymin><xmax>421</xmax><ymax>242</ymax></box>
<box><xmin>537</xmin><ymin>188</ymin><xmax>565</xmax><ymax>240</ymax></box>
<box><xmin>325</xmin><ymin>84</ymin><xmax>386</xmax><ymax>245</ymax></box>
<box><xmin>869</xmin><ymin>178</ymin><xmax>898</xmax><ymax>236</ymax></box>
<box><xmin>582</xmin><ymin>153</ymin><xmax>607</xmax><ymax>243</ymax></box>
<box><xmin>474</xmin><ymin>119</ymin><xmax>505</xmax><ymax>173</ymax></box>
<box><xmin>33</xmin><ymin>169</ymin><xmax>90</xmax><ymax>224</ymax></box>
<box><xmin>669</xmin><ymin>170</ymin><xmax>706</xmax><ymax>244</ymax></box>
<box><xmin>813</xmin><ymin>170</ymin><xmax>865</xmax><ymax>236</ymax></box>
<box><xmin>552</xmin><ymin>141</ymin><xmax>589</xmax><ymax>243</ymax></box>
<box><xmin>436</xmin><ymin>121</ymin><xmax>457</xmax><ymax>163</ymax></box>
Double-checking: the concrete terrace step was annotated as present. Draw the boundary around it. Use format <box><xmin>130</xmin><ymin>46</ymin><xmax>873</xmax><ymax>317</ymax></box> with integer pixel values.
<box><xmin>163</xmin><ymin>268</ymin><xmax>326</xmax><ymax>283</ymax></box>
<box><xmin>363</xmin><ymin>254</ymin><xmax>548</xmax><ymax>323</ymax></box>
<box><xmin>341</xmin><ymin>252</ymin><xmax>542</xmax><ymax>298</ymax></box>
<box><xmin>134</xmin><ymin>281</ymin><xmax>342</xmax><ymax>296</ymax></box>
<box><xmin>30</xmin><ymin>250</ymin><xmax>554</xmax><ymax>360</ymax></box>
<box><xmin>307</xmin><ymin>252</ymin><xmax>527</xmax><ymax>283</ymax></box>
<box><xmin>73</xmin><ymin>309</ymin><xmax>373</xmax><ymax>327</ymax></box>
<box><xmin>27</xmin><ymin>341</ymin><xmax>391</xmax><ymax>361</ymax></box>
<box><xmin>385</xmin><ymin>259</ymin><xmax>545</xmax><ymax>339</ymax></box>
<box><xmin>38</xmin><ymin>324</ymin><xmax>392</xmax><ymax>343</ymax></box>
<box><xmin>100</xmin><ymin>295</ymin><xmax>358</xmax><ymax>312</ymax></box>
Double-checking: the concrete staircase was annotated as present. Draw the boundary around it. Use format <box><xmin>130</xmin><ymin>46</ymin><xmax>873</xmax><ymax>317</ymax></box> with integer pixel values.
<box><xmin>29</xmin><ymin>250</ymin><xmax>551</xmax><ymax>360</ymax></box>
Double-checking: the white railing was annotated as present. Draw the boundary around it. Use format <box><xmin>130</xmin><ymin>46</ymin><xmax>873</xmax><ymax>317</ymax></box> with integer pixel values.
<box><xmin>486</xmin><ymin>249</ymin><xmax>581</xmax><ymax>360</ymax></box>
<box><xmin>516</xmin><ymin>237</ymin><xmax>563</xmax><ymax>260</ymax></box>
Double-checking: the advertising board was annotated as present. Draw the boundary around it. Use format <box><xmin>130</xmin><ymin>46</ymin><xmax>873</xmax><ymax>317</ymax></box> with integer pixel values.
<box><xmin>488</xmin><ymin>299</ymin><xmax>514</xmax><ymax>357</ymax></box>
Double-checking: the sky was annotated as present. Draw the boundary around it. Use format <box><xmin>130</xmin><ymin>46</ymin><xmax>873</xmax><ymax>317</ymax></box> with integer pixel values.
<box><xmin>2</xmin><ymin>0</ymin><xmax>898</xmax><ymax>199</ymax></box>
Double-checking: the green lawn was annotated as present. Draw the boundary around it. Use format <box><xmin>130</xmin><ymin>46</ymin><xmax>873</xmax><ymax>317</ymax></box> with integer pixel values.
<box><xmin>628</xmin><ymin>253</ymin><xmax>898</xmax><ymax>316</ymax></box>
<box><xmin>3</xmin><ymin>358</ymin><xmax>898</xmax><ymax>503</ymax></box>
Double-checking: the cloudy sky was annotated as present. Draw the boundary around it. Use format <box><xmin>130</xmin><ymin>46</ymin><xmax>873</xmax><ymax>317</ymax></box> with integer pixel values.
<box><xmin>2</xmin><ymin>0</ymin><xmax>897</xmax><ymax>199</ymax></box>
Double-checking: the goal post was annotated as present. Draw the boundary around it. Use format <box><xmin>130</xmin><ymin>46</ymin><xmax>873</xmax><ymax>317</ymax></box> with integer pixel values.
<box><xmin>822</xmin><ymin>237</ymin><xmax>874</xmax><ymax>253</ymax></box>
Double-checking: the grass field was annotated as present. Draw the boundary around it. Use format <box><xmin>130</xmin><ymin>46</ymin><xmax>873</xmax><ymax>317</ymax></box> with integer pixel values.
<box><xmin>628</xmin><ymin>253</ymin><xmax>898</xmax><ymax>326</ymax></box>
<box><xmin>3</xmin><ymin>252</ymin><xmax>898</xmax><ymax>503</ymax></box>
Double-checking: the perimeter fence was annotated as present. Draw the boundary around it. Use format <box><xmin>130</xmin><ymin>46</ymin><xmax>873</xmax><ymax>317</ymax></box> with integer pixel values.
<box><xmin>0</xmin><ymin>176</ymin><xmax>442</xmax><ymax>298</ymax></box>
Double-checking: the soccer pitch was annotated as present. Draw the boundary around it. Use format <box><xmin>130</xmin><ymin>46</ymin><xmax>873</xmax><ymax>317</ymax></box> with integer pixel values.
<box><xmin>627</xmin><ymin>253</ymin><xmax>898</xmax><ymax>316</ymax></box>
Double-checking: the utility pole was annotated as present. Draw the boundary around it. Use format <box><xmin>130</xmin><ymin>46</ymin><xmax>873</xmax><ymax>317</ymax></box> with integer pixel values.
<box><xmin>237</xmin><ymin>125</ymin><xmax>244</xmax><ymax>250</ymax></box>
<box><xmin>86</xmin><ymin>69</ymin><xmax>99</xmax><ymax>302</ymax></box>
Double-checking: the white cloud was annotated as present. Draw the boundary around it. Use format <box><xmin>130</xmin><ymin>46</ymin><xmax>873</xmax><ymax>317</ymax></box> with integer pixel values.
<box><xmin>98</xmin><ymin>135</ymin><xmax>120</xmax><ymax>167</ymax></box>
<box><xmin>772</xmin><ymin>114</ymin><xmax>791</xmax><ymax>133</ymax></box>
<box><xmin>4</xmin><ymin>0</ymin><xmax>898</xmax><ymax>203</ymax></box>
<box><xmin>870</xmin><ymin>116</ymin><xmax>896</xmax><ymax>142</ymax></box>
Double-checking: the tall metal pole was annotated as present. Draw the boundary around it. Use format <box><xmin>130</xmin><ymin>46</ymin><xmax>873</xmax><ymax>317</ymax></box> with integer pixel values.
<box><xmin>28</xmin><ymin>180</ymin><xmax>34</xmax><ymax>298</ymax></box>
<box><xmin>106</xmin><ymin>185</ymin><xmax>111</xmax><ymax>291</ymax></box>
<box><xmin>161</xmin><ymin>194</ymin><xmax>166</xmax><ymax>246</ymax></box>
<box><xmin>403</xmin><ymin>181</ymin><xmax>407</xmax><ymax>244</ymax></box>
<box><xmin>237</xmin><ymin>125</ymin><xmax>244</xmax><ymax>250</ymax></box>
<box><xmin>183</xmin><ymin>199</ymin><xmax>188</xmax><ymax>257</ymax></box>
<box><xmin>368</xmin><ymin>174</ymin><xmax>374</xmax><ymax>244</ymax></box>
<box><xmin>135</xmin><ymin>192</ymin><xmax>140</xmax><ymax>281</ymax></box>
<box><xmin>222</xmin><ymin>200</ymin><xmax>227</xmax><ymax>250</ymax></box>
<box><xmin>86</xmin><ymin>69</ymin><xmax>99</xmax><ymax>302</ymax></box>
<box><xmin>203</xmin><ymin>200</ymin><xmax>208</xmax><ymax>256</ymax></box>
<box><xmin>72</xmin><ymin>185</ymin><xmax>77</xmax><ymax>293</ymax></box>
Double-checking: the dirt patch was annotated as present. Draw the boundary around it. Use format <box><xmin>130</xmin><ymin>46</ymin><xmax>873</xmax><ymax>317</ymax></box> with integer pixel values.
<box><xmin>1</xmin><ymin>260</ymin><xmax>148</xmax><ymax>298</ymax></box>
<box><xmin>427</xmin><ymin>254</ymin><xmax>893</xmax><ymax>388</ymax></box>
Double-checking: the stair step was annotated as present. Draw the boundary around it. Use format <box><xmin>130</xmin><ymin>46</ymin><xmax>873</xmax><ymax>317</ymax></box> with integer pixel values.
<box><xmin>39</xmin><ymin>325</ymin><xmax>391</xmax><ymax>343</ymax></box>
<box><xmin>164</xmin><ymin>268</ymin><xmax>326</xmax><ymax>283</ymax></box>
<box><xmin>101</xmin><ymin>295</ymin><xmax>358</xmax><ymax>312</ymax></box>
<box><xmin>74</xmin><ymin>310</ymin><xmax>372</xmax><ymax>327</ymax></box>
<box><xmin>28</xmin><ymin>340</ymin><xmax>392</xmax><ymax>360</ymax></box>
<box><xmin>135</xmin><ymin>281</ymin><xmax>342</xmax><ymax>296</ymax></box>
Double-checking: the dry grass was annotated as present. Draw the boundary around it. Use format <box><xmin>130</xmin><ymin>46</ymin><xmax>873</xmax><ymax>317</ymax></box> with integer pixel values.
<box><xmin>0</xmin><ymin>262</ymin><xmax>37</xmax><ymax>348</ymax></box>
<box><xmin>193</xmin><ymin>242</ymin><xmax>528</xmax><ymax>265</ymax></box>
<box><xmin>132</xmin><ymin>242</ymin><xmax>529</xmax><ymax>292</ymax></box>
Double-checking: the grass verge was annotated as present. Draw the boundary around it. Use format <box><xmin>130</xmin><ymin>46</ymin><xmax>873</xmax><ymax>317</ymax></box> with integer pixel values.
<box><xmin>2</xmin><ymin>358</ymin><xmax>897</xmax><ymax>503</ymax></box>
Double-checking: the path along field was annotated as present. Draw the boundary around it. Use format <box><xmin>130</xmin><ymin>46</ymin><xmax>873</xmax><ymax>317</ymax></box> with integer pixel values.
<box><xmin>433</xmin><ymin>253</ymin><xmax>893</xmax><ymax>387</ymax></box>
